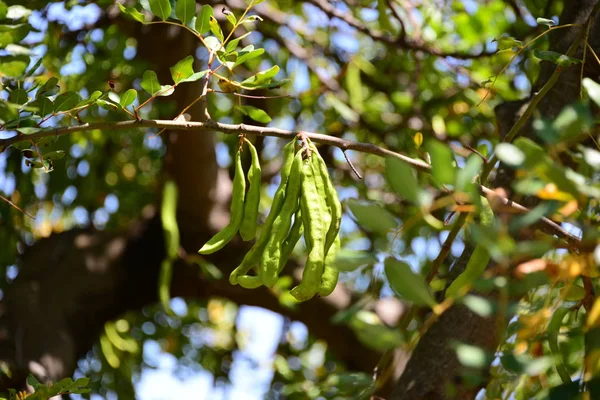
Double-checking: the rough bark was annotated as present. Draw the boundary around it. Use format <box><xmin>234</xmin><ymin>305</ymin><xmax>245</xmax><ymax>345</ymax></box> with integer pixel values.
<box><xmin>391</xmin><ymin>1</ymin><xmax>600</xmax><ymax>399</ymax></box>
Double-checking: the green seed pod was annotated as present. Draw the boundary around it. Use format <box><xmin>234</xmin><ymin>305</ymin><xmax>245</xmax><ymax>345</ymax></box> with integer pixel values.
<box><xmin>318</xmin><ymin>236</ymin><xmax>340</xmax><ymax>297</ymax></box>
<box><xmin>309</xmin><ymin>142</ymin><xmax>342</xmax><ymax>256</ymax></box>
<box><xmin>198</xmin><ymin>149</ymin><xmax>245</xmax><ymax>254</ymax></box>
<box><xmin>291</xmin><ymin>155</ymin><xmax>327</xmax><ymax>301</ymax></box>
<box><xmin>230</xmin><ymin>139</ymin><xmax>296</xmax><ymax>284</ymax></box>
<box><xmin>239</xmin><ymin>138</ymin><xmax>262</xmax><ymax>241</ymax></box>
<box><xmin>238</xmin><ymin>275</ymin><xmax>263</xmax><ymax>289</ymax></box>
<box><xmin>260</xmin><ymin>149</ymin><xmax>303</xmax><ymax>287</ymax></box>
<box><xmin>278</xmin><ymin>208</ymin><xmax>303</xmax><ymax>274</ymax></box>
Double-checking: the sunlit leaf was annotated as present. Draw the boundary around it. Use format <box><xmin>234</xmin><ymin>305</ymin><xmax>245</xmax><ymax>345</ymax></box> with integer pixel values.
<box><xmin>209</xmin><ymin>16</ymin><xmax>224</xmax><ymax>42</ymax></box>
<box><xmin>148</xmin><ymin>0</ymin><xmax>171</xmax><ymax>21</ymax></box>
<box><xmin>347</xmin><ymin>199</ymin><xmax>398</xmax><ymax>234</ymax></box>
<box><xmin>583</xmin><ymin>78</ymin><xmax>600</xmax><ymax>107</ymax></box>
<box><xmin>241</xmin><ymin>65</ymin><xmax>279</xmax><ymax>87</ymax></box>
<box><xmin>384</xmin><ymin>257</ymin><xmax>437</xmax><ymax>307</ymax></box>
<box><xmin>455</xmin><ymin>343</ymin><xmax>493</xmax><ymax>368</ymax></box>
<box><xmin>170</xmin><ymin>55</ymin><xmax>195</xmax><ymax>83</ymax></box>
<box><xmin>235</xmin><ymin>105</ymin><xmax>271</xmax><ymax>123</ymax></box>
<box><xmin>533</xmin><ymin>50</ymin><xmax>581</xmax><ymax>67</ymax></box>
<box><xmin>141</xmin><ymin>70</ymin><xmax>161</xmax><ymax>95</ymax></box>
<box><xmin>175</xmin><ymin>0</ymin><xmax>195</xmax><ymax>25</ymax></box>
<box><xmin>0</xmin><ymin>55</ymin><xmax>28</xmax><ymax>77</ymax></box>
<box><xmin>196</xmin><ymin>5</ymin><xmax>213</xmax><ymax>35</ymax></box>
<box><xmin>333</xmin><ymin>250</ymin><xmax>377</xmax><ymax>272</ymax></box>
<box><xmin>31</xmin><ymin>96</ymin><xmax>53</xmax><ymax>116</ymax></box>
<box><xmin>385</xmin><ymin>156</ymin><xmax>421</xmax><ymax>205</ymax></box>
<box><xmin>54</xmin><ymin>91</ymin><xmax>80</xmax><ymax>112</ymax></box>
<box><xmin>118</xmin><ymin>3</ymin><xmax>147</xmax><ymax>24</ymax></box>
<box><xmin>537</xmin><ymin>17</ymin><xmax>556</xmax><ymax>27</ymax></box>
<box><xmin>119</xmin><ymin>89</ymin><xmax>137</xmax><ymax>107</ymax></box>
<box><xmin>427</xmin><ymin>140</ymin><xmax>456</xmax><ymax>186</ymax></box>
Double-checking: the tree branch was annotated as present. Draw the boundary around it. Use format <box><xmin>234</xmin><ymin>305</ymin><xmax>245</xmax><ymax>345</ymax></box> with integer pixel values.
<box><xmin>1</xmin><ymin>118</ymin><xmax>581</xmax><ymax>246</ymax></box>
<box><xmin>304</xmin><ymin>0</ymin><xmax>496</xmax><ymax>59</ymax></box>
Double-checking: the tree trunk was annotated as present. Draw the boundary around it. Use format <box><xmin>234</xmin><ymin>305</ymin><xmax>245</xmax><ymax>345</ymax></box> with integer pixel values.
<box><xmin>390</xmin><ymin>1</ymin><xmax>600</xmax><ymax>398</ymax></box>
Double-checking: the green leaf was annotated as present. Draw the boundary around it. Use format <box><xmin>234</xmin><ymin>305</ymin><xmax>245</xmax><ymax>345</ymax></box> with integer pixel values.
<box><xmin>0</xmin><ymin>1</ymin><xmax>7</xmax><ymax>19</ymax></box>
<box><xmin>43</xmin><ymin>150</ymin><xmax>65</xmax><ymax>160</ymax></box>
<box><xmin>204</xmin><ymin>36</ymin><xmax>221</xmax><ymax>52</ymax></box>
<box><xmin>6</xmin><ymin>5</ymin><xmax>30</xmax><ymax>20</ymax></box>
<box><xmin>75</xmin><ymin>90</ymin><xmax>103</xmax><ymax>108</ymax></box>
<box><xmin>233</xmin><ymin>46</ymin><xmax>264</xmax><ymax>68</ymax></box>
<box><xmin>533</xmin><ymin>50</ymin><xmax>581</xmax><ymax>67</ymax></box>
<box><xmin>236</xmin><ymin>105</ymin><xmax>271</xmax><ymax>123</ymax></box>
<box><xmin>325</xmin><ymin>93</ymin><xmax>358</xmax><ymax>122</ymax></box>
<box><xmin>24</xmin><ymin>56</ymin><xmax>42</xmax><ymax>76</ymax></box>
<box><xmin>141</xmin><ymin>70</ymin><xmax>161</xmax><ymax>95</ymax></box>
<box><xmin>175</xmin><ymin>0</ymin><xmax>195</xmax><ymax>25</ymax></box>
<box><xmin>492</xmin><ymin>35</ymin><xmax>523</xmax><ymax>50</ymax></box>
<box><xmin>96</xmin><ymin>99</ymin><xmax>120</xmax><ymax>111</ymax></box>
<box><xmin>346</xmin><ymin>61</ymin><xmax>364</xmax><ymax>113</ymax></box>
<box><xmin>225</xmin><ymin>31</ymin><xmax>252</xmax><ymax>53</ymax></box>
<box><xmin>241</xmin><ymin>65</ymin><xmax>279</xmax><ymax>87</ymax></box>
<box><xmin>170</xmin><ymin>55</ymin><xmax>194</xmax><ymax>83</ymax></box>
<box><xmin>224</xmin><ymin>9</ymin><xmax>237</xmax><ymax>26</ymax></box>
<box><xmin>160</xmin><ymin>180</ymin><xmax>179</xmax><ymax>313</ymax></box>
<box><xmin>552</xmin><ymin>103</ymin><xmax>593</xmax><ymax>141</ymax></box>
<box><xmin>195</xmin><ymin>5</ymin><xmax>213</xmax><ymax>35</ymax></box>
<box><xmin>455</xmin><ymin>343</ymin><xmax>493</xmax><ymax>369</ymax></box>
<box><xmin>427</xmin><ymin>141</ymin><xmax>456</xmax><ymax>186</ymax></box>
<box><xmin>27</xmin><ymin>374</ymin><xmax>42</xmax><ymax>388</ymax></box>
<box><xmin>8</xmin><ymin>88</ymin><xmax>28</xmax><ymax>105</ymax></box>
<box><xmin>350</xmin><ymin>311</ymin><xmax>404</xmax><ymax>351</ymax></box>
<box><xmin>178</xmin><ymin>69</ymin><xmax>207</xmax><ymax>84</ymax></box>
<box><xmin>54</xmin><ymin>91</ymin><xmax>80</xmax><ymax>112</ymax></box>
<box><xmin>385</xmin><ymin>156</ymin><xmax>421</xmax><ymax>205</ymax></box>
<box><xmin>161</xmin><ymin>180</ymin><xmax>180</xmax><ymax>260</ymax></box>
<box><xmin>16</xmin><ymin>127</ymin><xmax>41</xmax><ymax>135</ymax></box>
<box><xmin>149</xmin><ymin>0</ymin><xmax>171</xmax><ymax>21</ymax></box>
<box><xmin>38</xmin><ymin>77</ymin><xmax>59</xmax><ymax>97</ymax></box>
<box><xmin>347</xmin><ymin>199</ymin><xmax>398</xmax><ymax>234</ymax></box>
<box><xmin>0</xmin><ymin>55</ymin><xmax>28</xmax><ymax>77</ymax></box>
<box><xmin>384</xmin><ymin>257</ymin><xmax>437</xmax><ymax>307</ymax></box>
<box><xmin>333</xmin><ymin>250</ymin><xmax>377</xmax><ymax>272</ymax></box>
<box><xmin>0</xmin><ymin>24</ymin><xmax>30</xmax><ymax>48</ymax></box>
<box><xmin>547</xmin><ymin>307</ymin><xmax>572</xmax><ymax>384</ymax></box>
<box><xmin>377</xmin><ymin>0</ymin><xmax>392</xmax><ymax>31</ymax></box>
<box><xmin>536</xmin><ymin>17</ymin><xmax>556</xmax><ymax>27</ymax></box>
<box><xmin>583</xmin><ymin>78</ymin><xmax>600</xmax><ymax>107</ymax></box>
<box><xmin>495</xmin><ymin>143</ymin><xmax>525</xmax><ymax>167</ymax></box>
<box><xmin>119</xmin><ymin>89</ymin><xmax>137</xmax><ymax>107</ymax></box>
<box><xmin>32</xmin><ymin>96</ymin><xmax>53</xmax><ymax>116</ymax></box>
<box><xmin>209</xmin><ymin>16</ymin><xmax>224</xmax><ymax>42</ymax></box>
<box><xmin>117</xmin><ymin>3</ymin><xmax>147</xmax><ymax>24</ymax></box>
<box><xmin>241</xmin><ymin>15</ymin><xmax>263</xmax><ymax>23</ymax></box>
<box><xmin>455</xmin><ymin>154</ymin><xmax>483</xmax><ymax>193</ymax></box>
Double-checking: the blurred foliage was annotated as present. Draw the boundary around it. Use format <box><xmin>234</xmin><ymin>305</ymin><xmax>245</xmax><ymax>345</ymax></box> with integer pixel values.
<box><xmin>1</xmin><ymin>0</ymin><xmax>600</xmax><ymax>399</ymax></box>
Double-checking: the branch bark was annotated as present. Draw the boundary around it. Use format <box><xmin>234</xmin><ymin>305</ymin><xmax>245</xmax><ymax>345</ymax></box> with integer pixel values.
<box><xmin>390</xmin><ymin>1</ymin><xmax>600</xmax><ymax>398</ymax></box>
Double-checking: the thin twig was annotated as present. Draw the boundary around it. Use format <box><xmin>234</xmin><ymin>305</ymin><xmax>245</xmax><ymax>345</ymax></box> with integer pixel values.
<box><xmin>304</xmin><ymin>0</ymin><xmax>494</xmax><ymax>59</ymax></box>
<box><xmin>342</xmin><ymin>149</ymin><xmax>362</xmax><ymax>179</ymax></box>
<box><xmin>0</xmin><ymin>194</ymin><xmax>35</xmax><ymax>219</ymax></box>
<box><xmin>210</xmin><ymin>89</ymin><xmax>291</xmax><ymax>99</ymax></box>
<box><xmin>425</xmin><ymin>212</ymin><xmax>468</xmax><ymax>283</ymax></box>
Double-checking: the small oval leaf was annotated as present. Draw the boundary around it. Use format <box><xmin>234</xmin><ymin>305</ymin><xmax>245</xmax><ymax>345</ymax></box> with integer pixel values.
<box><xmin>347</xmin><ymin>199</ymin><xmax>398</xmax><ymax>235</ymax></box>
<box><xmin>384</xmin><ymin>257</ymin><xmax>437</xmax><ymax>307</ymax></box>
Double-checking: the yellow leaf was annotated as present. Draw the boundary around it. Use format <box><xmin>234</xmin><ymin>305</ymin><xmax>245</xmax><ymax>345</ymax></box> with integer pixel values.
<box><xmin>586</xmin><ymin>297</ymin><xmax>600</xmax><ymax>331</ymax></box>
<box><xmin>414</xmin><ymin>132</ymin><xmax>423</xmax><ymax>149</ymax></box>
